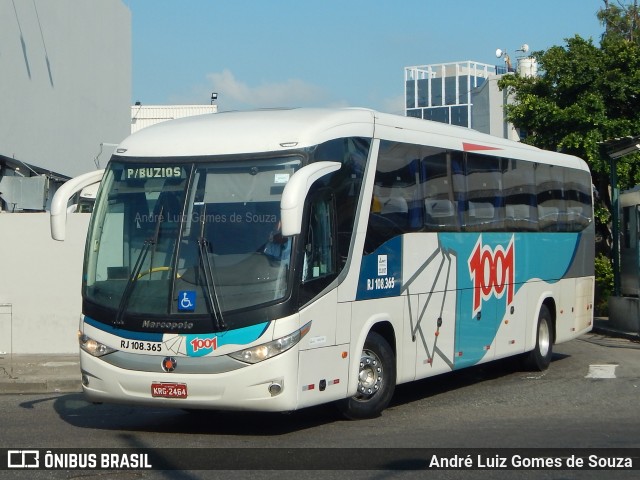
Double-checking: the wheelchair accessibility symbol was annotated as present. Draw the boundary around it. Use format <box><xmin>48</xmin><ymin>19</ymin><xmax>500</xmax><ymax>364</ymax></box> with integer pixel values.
<box><xmin>178</xmin><ymin>291</ymin><xmax>196</xmax><ymax>311</ymax></box>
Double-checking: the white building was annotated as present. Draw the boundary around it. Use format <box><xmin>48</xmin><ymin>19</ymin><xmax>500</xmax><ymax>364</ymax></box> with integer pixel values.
<box><xmin>0</xmin><ymin>0</ymin><xmax>131</xmax><ymax>212</ymax></box>
<box><xmin>0</xmin><ymin>0</ymin><xmax>130</xmax><ymax>356</ymax></box>
<box><xmin>404</xmin><ymin>56</ymin><xmax>537</xmax><ymax>140</ymax></box>
<box><xmin>131</xmin><ymin>104</ymin><xmax>218</xmax><ymax>134</ymax></box>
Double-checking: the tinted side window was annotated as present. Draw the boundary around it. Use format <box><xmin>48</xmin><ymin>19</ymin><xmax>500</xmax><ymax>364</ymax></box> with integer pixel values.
<box><xmin>363</xmin><ymin>140</ymin><xmax>592</xmax><ymax>248</ymax></box>
<box><xmin>302</xmin><ymin>197</ymin><xmax>336</xmax><ymax>282</ymax></box>
<box><xmin>564</xmin><ymin>169</ymin><xmax>592</xmax><ymax>232</ymax></box>
<box><xmin>312</xmin><ymin>137</ymin><xmax>370</xmax><ymax>267</ymax></box>
<box><xmin>464</xmin><ymin>154</ymin><xmax>504</xmax><ymax>231</ymax></box>
<box><xmin>365</xmin><ymin>141</ymin><xmax>421</xmax><ymax>253</ymax></box>
<box><xmin>298</xmin><ymin>192</ymin><xmax>338</xmax><ymax>307</ymax></box>
<box><xmin>536</xmin><ymin>164</ymin><xmax>565</xmax><ymax>232</ymax></box>
<box><xmin>504</xmin><ymin>159</ymin><xmax>538</xmax><ymax>231</ymax></box>
<box><xmin>422</xmin><ymin>151</ymin><xmax>464</xmax><ymax>231</ymax></box>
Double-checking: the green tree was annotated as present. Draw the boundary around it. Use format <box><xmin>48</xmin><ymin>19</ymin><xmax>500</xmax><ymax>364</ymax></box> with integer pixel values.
<box><xmin>498</xmin><ymin>5</ymin><xmax>640</xmax><ymax>240</ymax></box>
<box><xmin>497</xmin><ymin>1</ymin><xmax>640</xmax><ymax>309</ymax></box>
<box><xmin>598</xmin><ymin>0</ymin><xmax>640</xmax><ymax>42</ymax></box>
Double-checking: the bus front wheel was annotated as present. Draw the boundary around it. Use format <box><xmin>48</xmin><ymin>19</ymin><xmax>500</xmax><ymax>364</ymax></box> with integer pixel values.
<box><xmin>523</xmin><ymin>304</ymin><xmax>553</xmax><ymax>371</ymax></box>
<box><xmin>338</xmin><ymin>331</ymin><xmax>396</xmax><ymax>420</ymax></box>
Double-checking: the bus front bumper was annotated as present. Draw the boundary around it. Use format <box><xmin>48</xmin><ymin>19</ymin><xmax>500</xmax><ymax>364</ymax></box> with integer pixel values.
<box><xmin>79</xmin><ymin>347</ymin><xmax>300</xmax><ymax>412</ymax></box>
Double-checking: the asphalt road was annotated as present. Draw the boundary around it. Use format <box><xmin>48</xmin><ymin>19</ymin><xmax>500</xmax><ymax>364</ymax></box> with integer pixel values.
<box><xmin>1</xmin><ymin>332</ymin><xmax>639</xmax><ymax>479</ymax></box>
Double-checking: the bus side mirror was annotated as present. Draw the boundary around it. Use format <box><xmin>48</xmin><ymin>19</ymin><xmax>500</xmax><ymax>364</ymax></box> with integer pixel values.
<box><xmin>280</xmin><ymin>161</ymin><xmax>341</xmax><ymax>236</ymax></box>
<box><xmin>50</xmin><ymin>169</ymin><xmax>105</xmax><ymax>241</ymax></box>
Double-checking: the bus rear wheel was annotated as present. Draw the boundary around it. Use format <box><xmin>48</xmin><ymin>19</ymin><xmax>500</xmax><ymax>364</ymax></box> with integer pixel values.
<box><xmin>338</xmin><ymin>331</ymin><xmax>396</xmax><ymax>420</ymax></box>
<box><xmin>523</xmin><ymin>304</ymin><xmax>553</xmax><ymax>371</ymax></box>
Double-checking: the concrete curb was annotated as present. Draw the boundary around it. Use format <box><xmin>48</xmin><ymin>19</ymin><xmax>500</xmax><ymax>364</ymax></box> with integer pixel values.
<box><xmin>0</xmin><ymin>379</ymin><xmax>81</xmax><ymax>394</ymax></box>
<box><xmin>591</xmin><ymin>324</ymin><xmax>640</xmax><ymax>342</ymax></box>
<box><xmin>0</xmin><ymin>355</ymin><xmax>82</xmax><ymax>395</ymax></box>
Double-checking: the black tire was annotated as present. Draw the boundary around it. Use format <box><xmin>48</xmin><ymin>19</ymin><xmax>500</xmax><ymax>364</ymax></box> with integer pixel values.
<box><xmin>523</xmin><ymin>304</ymin><xmax>554</xmax><ymax>371</ymax></box>
<box><xmin>337</xmin><ymin>331</ymin><xmax>396</xmax><ymax>420</ymax></box>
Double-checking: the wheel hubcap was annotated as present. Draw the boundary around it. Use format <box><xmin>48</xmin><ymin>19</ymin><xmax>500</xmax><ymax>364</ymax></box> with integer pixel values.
<box><xmin>355</xmin><ymin>348</ymin><xmax>383</xmax><ymax>400</ymax></box>
<box><xmin>538</xmin><ymin>319</ymin><xmax>551</xmax><ymax>357</ymax></box>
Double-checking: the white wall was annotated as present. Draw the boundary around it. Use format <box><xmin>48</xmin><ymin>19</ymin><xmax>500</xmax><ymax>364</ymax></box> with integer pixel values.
<box><xmin>0</xmin><ymin>0</ymin><xmax>131</xmax><ymax>177</ymax></box>
<box><xmin>0</xmin><ymin>0</ymin><xmax>129</xmax><ymax>353</ymax></box>
<box><xmin>0</xmin><ymin>214</ymin><xmax>89</xmax><ymax>354</ymax></box>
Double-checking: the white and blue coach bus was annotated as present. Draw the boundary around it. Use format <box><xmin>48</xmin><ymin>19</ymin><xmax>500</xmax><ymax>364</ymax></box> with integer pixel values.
<box><xmin>51</xmin><ymin>108</ymin><xmax>594</xmax><ymax>419</ymax></box>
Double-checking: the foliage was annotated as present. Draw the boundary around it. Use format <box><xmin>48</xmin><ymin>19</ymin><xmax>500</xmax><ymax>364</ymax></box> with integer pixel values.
<box><xmin>594</xmin><ymin>253</ymin><xmax>614</xmax><ymax>315</ymax></box>
<box><xmin>597</xmin><ymin>0</ymin><xmax>640</xmax><ymax>43</ymax></box>
<box><xmin>498</xmin><ymin>35</ymin><xmax>640</xmax><ymax>203</ymax></box>
<box><xmin>497</xmin><ymin>1</ymin><xmax>640</xmax><ymax>303</ymax></box>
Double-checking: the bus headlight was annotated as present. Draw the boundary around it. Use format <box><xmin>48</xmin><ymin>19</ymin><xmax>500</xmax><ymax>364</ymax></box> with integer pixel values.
<box><xmin>78</xmin><ymin>331</ymin><xmax>117</xmax><ymax>357</ymax></box>
<box><xmin>228</xmin><ymin>322</ymin><xmax>311</xmax><ymax>364</ymax></box>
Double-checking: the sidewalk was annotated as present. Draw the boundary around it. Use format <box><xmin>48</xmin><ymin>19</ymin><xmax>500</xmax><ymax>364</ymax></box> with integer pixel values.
<box><xmin>0</xmin><ymin>354</ymin><xmax>81</xmax><ymax>394</ymax></box>
<box><xmin>0</xmin><ymin>319</ymin><xmax>638</xmax><ymax>395</ymax></box>
<box><xmin>592</xmin><ymin>316</ymin><xmax>640</xmax><ymax>342</ymax></box>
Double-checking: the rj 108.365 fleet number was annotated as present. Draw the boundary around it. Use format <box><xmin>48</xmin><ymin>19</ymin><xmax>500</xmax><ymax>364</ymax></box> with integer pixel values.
<box><xmin>366</xmin><ymin>276</ymin><xmax>395</xmax><ymax>291</ymax></box>
<box><xmin>120</xmin><ymin>340</ymin><xmax>162</xmax><ymax>352</ymax></box>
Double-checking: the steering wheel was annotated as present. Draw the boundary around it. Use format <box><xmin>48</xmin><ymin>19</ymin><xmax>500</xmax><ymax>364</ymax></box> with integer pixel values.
<box><xmin>136</xmin><ymin>266</ymin><xmax>171</xmax><ymax>279</ymax></box>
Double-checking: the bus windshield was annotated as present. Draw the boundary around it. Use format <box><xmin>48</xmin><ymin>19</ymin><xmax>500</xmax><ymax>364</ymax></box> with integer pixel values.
<box><xmin>83</xmin><ymin>156</ymin><xmax>301</xmax><ymax>321</ymax></box>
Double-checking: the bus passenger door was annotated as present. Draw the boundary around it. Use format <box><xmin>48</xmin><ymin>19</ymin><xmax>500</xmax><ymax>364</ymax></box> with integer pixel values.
<box><xmin>297</xmin><ymin>191</ymin><xmax>351</xmax><ymax>407</ymax></box>
<box><xmin>297</xmin><ymin>191</ymin><xmax>338</xmax><ymax>304</ymax></box>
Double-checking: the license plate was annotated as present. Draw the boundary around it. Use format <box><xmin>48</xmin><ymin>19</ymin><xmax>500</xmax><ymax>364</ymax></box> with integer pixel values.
<box><xmin>151</xmin><ymin>382</ymin><xmax>188</xmax><ymax>399</ymax></box>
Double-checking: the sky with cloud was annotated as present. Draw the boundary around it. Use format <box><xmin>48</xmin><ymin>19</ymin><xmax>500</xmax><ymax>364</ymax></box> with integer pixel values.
<box><xmin>124</xmin><ymin>0</ymin><xmax>605</xmax><ymax>114</ymax></box>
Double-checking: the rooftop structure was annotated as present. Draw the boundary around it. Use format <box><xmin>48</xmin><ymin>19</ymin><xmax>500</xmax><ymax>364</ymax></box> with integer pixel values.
<box><xmin>131</xmin><ymin>104</ymin><xmax>218</xmax><ymax>134</ymax></box>
<box><xmin>405</xmin><ymin>61</ymin><xmax>503</xmax><ymax>128</ymax></box>
<box><xmin>405</xmin><ymin>54</ymin><xmax>537</xmax><ymax>140</ymax></box>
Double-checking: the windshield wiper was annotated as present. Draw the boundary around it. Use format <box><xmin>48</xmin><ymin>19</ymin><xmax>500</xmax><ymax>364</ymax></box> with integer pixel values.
<box><xmin>197</xmin><ymin>205</ymin><xmax>226</xmax><ymax>331</ymax></box>
<box><xmin>113</xmin><ymin>206</ymin><xmax>164</xmax><ymax>326</ymax></box>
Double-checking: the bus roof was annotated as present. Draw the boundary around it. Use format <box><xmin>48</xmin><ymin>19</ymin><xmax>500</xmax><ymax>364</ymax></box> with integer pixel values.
<box><xmin>116</xmin><ymin>108</ymin><xmax>589</xmax><ymax>172</ymax></box>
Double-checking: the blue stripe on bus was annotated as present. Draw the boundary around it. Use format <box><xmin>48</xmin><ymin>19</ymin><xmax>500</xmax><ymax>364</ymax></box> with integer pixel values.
<box><xmin>437</xmin><ymin>232</ymin><xmax>581</xmax><ymax>369</ymax></box>
<box><xmin>438</xmin><ymin>232</ymin><xmax>581</xmax><ymax>292</ymax></box>
<box><xmin>356</xmin><ymin>236</ymin><xmax>402</xmax><ymax>300</ymax></box>
<box><xmin>84</xmin><ymin>316</ymin><xmax>271</xmax><ymax>356</ymax></box>
<box><xmin>84</xmin><ymin>316</ymin><xmax>164</xmax><ymax>342</ymax></box>
<box><xmin>356</xmin><ymin>232</ymin><xmax>583</xmax><ymax>369</ymax></box>
<box><xmin>183</xmin><ymin>322</ymin><xmax>271</xmax><ymax>357</ymax></box>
